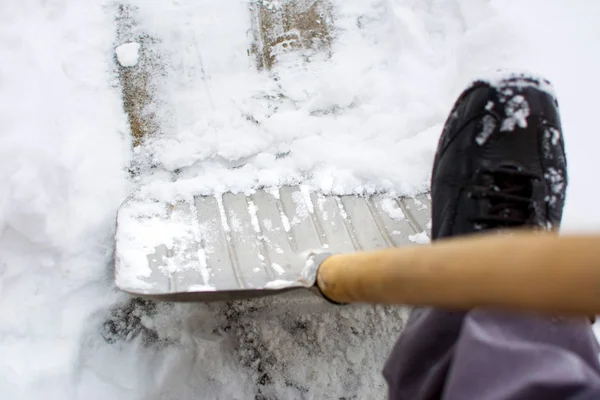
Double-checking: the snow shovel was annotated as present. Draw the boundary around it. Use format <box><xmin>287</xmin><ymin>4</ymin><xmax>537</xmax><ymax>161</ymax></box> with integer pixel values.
<box><xmin>114</xmin><ymin>185</ymin><xmax>600</xmax><ymax>316</ymax></box>
<box><xmin>115</xmin><ymin>185</ymin><xmax>433</xmax><ymax>300</ymax></box>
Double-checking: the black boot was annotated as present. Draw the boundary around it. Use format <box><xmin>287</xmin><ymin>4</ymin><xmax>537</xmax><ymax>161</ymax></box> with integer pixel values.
<box><xmin>384</xmin><ymin>73</ymin><xmax>570</xmax><ymax>400</ymax></box>
<box><xmin>431</xmin><ymin>72</ymin><xmax>567</xmax><ymax>240</ymax></box>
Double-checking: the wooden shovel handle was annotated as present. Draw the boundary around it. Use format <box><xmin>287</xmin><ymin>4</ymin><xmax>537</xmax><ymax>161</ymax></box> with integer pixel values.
<box><xmin>316</xmin><ymin>231</ymin><xmax>600</xmax><ymax>315</ymax></box>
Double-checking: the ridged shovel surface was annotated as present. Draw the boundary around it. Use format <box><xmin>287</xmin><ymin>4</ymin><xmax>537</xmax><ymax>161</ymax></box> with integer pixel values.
<box><xmin>115</xmin><ymin>186</ymin><xmax>432</xmax><ymax>301</ymax></box>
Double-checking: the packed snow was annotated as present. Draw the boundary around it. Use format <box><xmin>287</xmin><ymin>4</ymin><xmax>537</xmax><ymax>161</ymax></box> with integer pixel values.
<box><xmin>381</xmin><ymin>198</ymin><xmax>406</xmax><ymax>220</ymax></box>
<box><xmin>2</xmin><ymin>0</ymin><xmax>600</xmax><ymax>399</ymax></box>
<box><xmin>408</xmin><ymin>231</ymin><xmax>430</xmax><ymax>244</ymax></box>
<box><xmin>499</xmin><ymin>94</ymin><xmax>530</xmax><ymax>132</ymax></box>
<box><xmin>476</xmin><ymin>114</ymin><xmax>498</xmax><ymax>145</ymax></box>
<box><xmin>115</xmin><ymin>42</ymin><xmax>141</xmax><ymax>67</ymax></box>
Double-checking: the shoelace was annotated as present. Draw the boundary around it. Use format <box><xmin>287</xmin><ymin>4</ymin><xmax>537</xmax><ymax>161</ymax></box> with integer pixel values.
<box><xmin>468</xmin><ymin>166</ymin><xmax>540</xmax><ymax>228</ymax></box>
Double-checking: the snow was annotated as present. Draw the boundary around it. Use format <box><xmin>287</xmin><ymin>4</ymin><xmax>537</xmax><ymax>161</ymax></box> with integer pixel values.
<box><xmin>264</xmin><ymin>279</ymin><xmax>296</xmax><ymax>289</ymax></box>
<box><xmin>476</xmin><ymin>114</ymin><xmax>498</xmax><ymax>145</ymax></box>
<box><xmin>270</xmin><ymin>263</ymin><xmax>285</xmax><ymax>275</ymax></box>
<box><xmin>500</xmin><ymin>94</ymin><xmax>530</xmax><ymax>132</ymax></box>
<box><xmin>3</xmin><ymin>0</ymin><xmax>600</xmax><ymax>399</ymax></box>
<box><xmin>0</xmin><ymin>1</ymin><xmax>130</xmax><ymax>398</ymax></box>
<box><xmin>381</xmin><ymin>198</ymin><xmax>406</xmax><ymax>220</ymax></box>
<box><xmin>408</xmin><ymin>231</ymin><xmax>431</xmax><ymax>244</ymax></box>
<box><xmin>115</xmin><ymin>42</ymin><xmax>140</xmax><ymax>67</ymax></box>
<box><xmin>247</xmin><ymin>199</ymin><xmax>261</xmax><ymax>233</ymax></box>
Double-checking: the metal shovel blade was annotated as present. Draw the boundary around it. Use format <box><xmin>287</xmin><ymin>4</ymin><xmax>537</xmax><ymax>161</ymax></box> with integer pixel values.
<box><xmin>114</xmin><ymin>185</ymin><xmax>432</xmax><ymax>302</ymax></box>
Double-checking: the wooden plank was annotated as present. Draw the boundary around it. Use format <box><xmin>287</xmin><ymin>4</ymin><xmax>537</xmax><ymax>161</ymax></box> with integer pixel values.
<box><xmin>249</xmin><ymin>0</ymin><xmax>333</xmax><ymax>70</ymax></box>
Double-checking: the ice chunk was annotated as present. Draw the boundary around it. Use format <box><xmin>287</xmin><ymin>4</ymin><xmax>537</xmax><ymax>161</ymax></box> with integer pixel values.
<box><xmin>115</xmin><ymin>42</ymin><xmax>141</xmax><ymax>67</ymax></box>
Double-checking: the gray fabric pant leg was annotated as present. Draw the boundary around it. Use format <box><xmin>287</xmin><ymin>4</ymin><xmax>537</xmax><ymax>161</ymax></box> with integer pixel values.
<box><xmin>383</xmin><ymin>308</ymin><xmax>600</xmax><ymax>400</ymax></box>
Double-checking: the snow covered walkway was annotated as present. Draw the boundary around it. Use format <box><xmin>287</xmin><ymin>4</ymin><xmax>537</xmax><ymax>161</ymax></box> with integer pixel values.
<box><xmin>1</xmin><ymin>1</ymin><xmax>600</xmax><ymax>399</ymax></box>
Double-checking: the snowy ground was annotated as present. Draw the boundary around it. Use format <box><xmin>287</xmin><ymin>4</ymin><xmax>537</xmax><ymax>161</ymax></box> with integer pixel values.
<box><xmin>2</xmin><ymin>0</ymin><xmax>600</xmax><ymax>399</ymax></box>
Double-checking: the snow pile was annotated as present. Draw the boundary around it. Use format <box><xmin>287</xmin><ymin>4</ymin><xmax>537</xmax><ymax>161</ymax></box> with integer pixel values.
<box><xmin>2</xmin><ymin>0</ymin><xmax>600</xmax><ymax>399</ymax></box>
<box><xmin>132</xmin><ymin>0</ymin><xmax>473</xmax><ymax>197</ymax></box>
<box><xmin>0</xmin><ymin>0</ymin><xmax>130</xmax><ymax>398</ymax></box>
